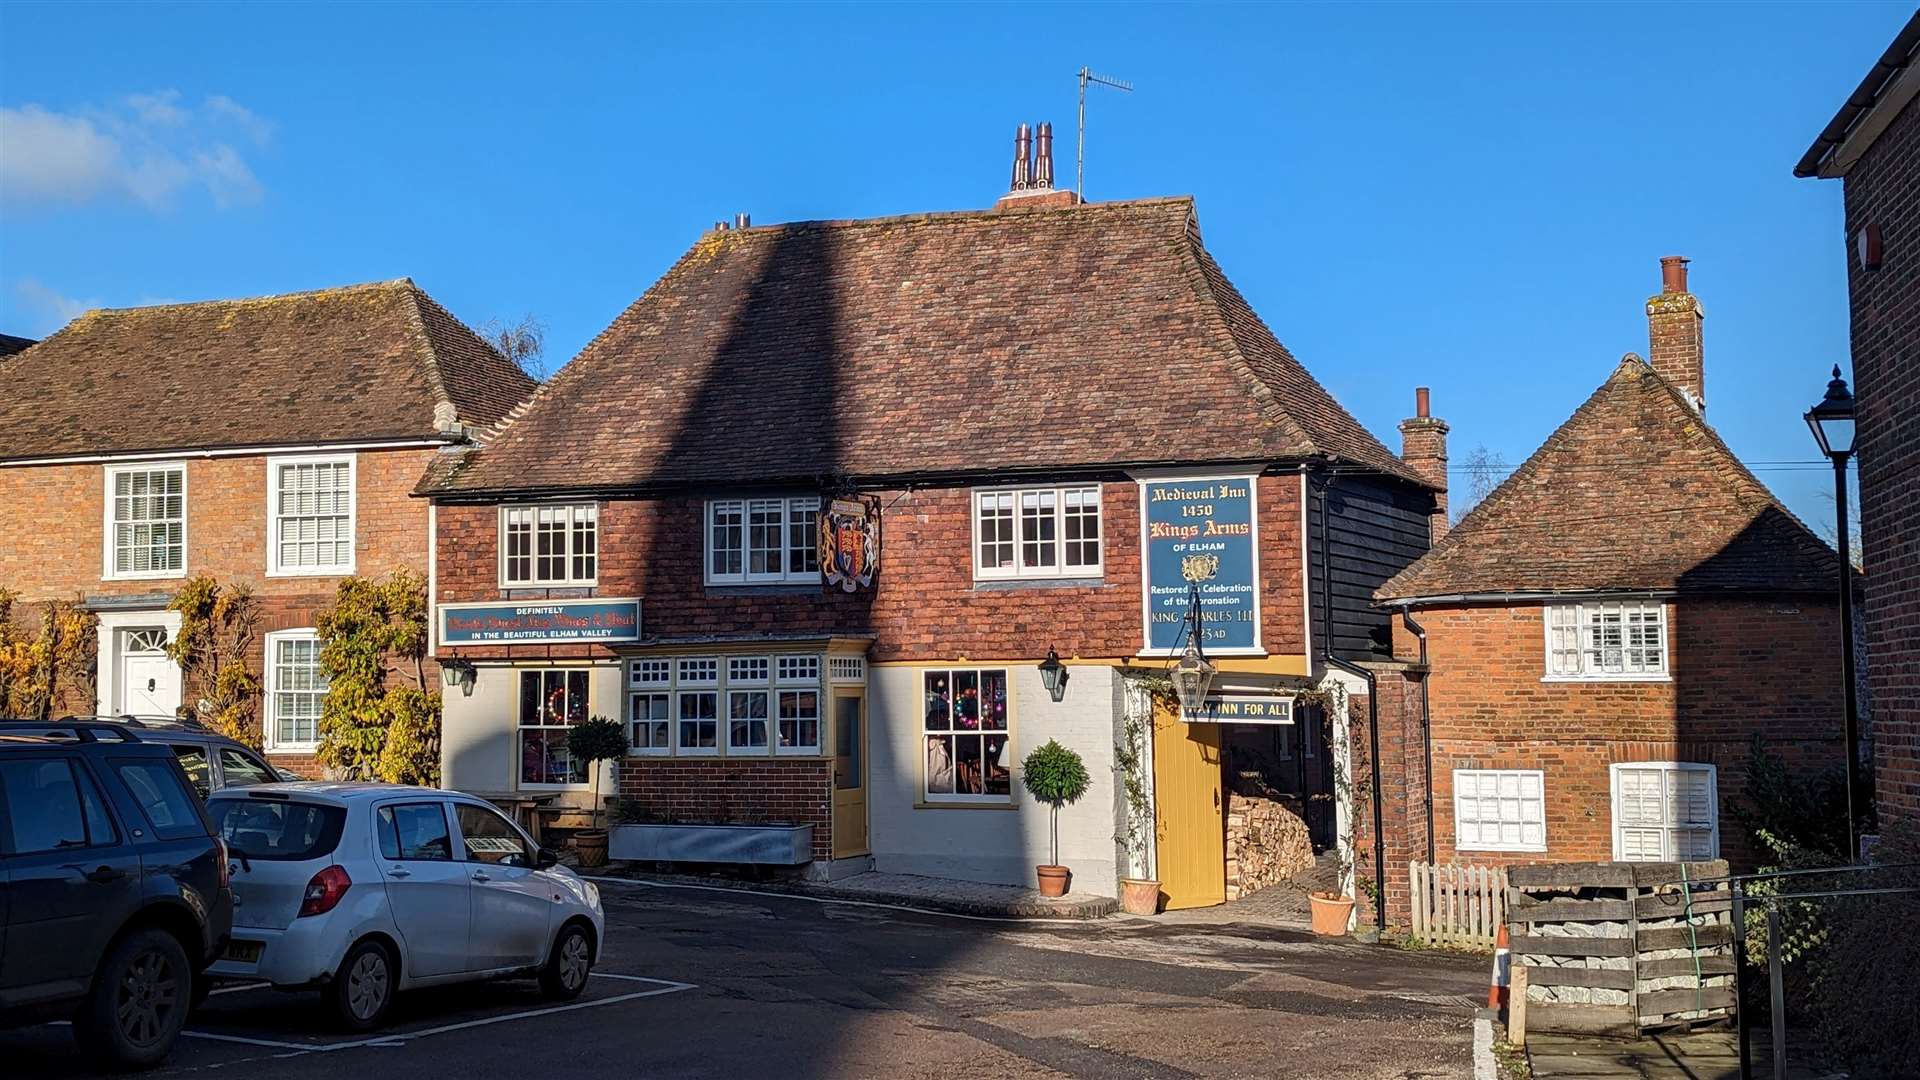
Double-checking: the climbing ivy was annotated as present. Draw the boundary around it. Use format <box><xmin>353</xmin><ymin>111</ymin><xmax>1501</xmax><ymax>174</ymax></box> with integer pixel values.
<box><xmin>315</xmin><ymin>570</ymin><xmax>440</xmax><ymax>785</ymax></box>
<box><xmin>166</xmin><ymin>576</ymin><xmax>261</xmax><ymax>747</ymax></box>
<box><xmin>0</xmin><ymin>588</ymin><xmax>98</xmax><ymax>719</ymax></box>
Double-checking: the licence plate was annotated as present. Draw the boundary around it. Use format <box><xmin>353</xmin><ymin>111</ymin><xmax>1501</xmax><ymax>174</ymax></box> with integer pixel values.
<box><xmin>222</xmin><ymin>939</ymin><xmax>263</xmax><ymax>963</ymax></box>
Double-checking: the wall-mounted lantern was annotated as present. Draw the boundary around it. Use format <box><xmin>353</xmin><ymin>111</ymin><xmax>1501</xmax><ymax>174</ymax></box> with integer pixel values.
<box><xmin>440</xmin><ymin>657</ymin><xmax>478</xmax><ymax>698</ymax></box>
<box><xmin>1038</xmin><ymin>647</ymin><xmax>1069</xmax><ymax>703</ymax></box>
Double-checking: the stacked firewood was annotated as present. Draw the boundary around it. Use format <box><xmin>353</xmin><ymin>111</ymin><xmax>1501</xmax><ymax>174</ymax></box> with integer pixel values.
<box><xmin>1225</xmin><ymin>793</ymin><xmax>1315</xmax><ymax>900</ymax></box>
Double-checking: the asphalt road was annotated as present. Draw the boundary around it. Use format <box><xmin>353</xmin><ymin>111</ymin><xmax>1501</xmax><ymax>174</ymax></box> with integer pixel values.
<box><xmin>7</xmin><ymin>878</ymin><xmax>1485</xmax><ymax>1079</ymax></box>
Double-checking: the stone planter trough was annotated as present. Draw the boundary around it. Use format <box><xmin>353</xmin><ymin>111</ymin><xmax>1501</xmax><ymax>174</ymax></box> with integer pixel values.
<box><xmin>609</xmin><ymin>823</ymin><xmax>813</xmax><ymax>865</ymax></box>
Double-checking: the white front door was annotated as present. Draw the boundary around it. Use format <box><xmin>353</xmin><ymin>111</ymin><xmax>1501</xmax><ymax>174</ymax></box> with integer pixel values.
<box><xmin>119</xmin><ymin>630</ymin><xmax>181</xmax><ymax>717</ymax></box>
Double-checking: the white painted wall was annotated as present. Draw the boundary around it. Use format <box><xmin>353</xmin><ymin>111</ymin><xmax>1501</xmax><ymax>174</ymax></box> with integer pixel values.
<box><xmin>440</xmin><ymin>660</ymin><xmax>619</xmax><ymax>807</ymax></box>
<box><xmin>868</xmin><ymin>663</ymin><xmax>1126</xmax><ymax>896</ymax></box>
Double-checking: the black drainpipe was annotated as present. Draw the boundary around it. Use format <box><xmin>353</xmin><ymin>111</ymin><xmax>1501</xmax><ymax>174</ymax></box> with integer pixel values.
<box><xmin>1399</xmin><ymin>604</ymin><xmax>1436</xmax><ymax>863</ymax></box>
<box><xmin>1313</xmin><ymin>467</ymin><xmax>1388</xmax><ymax>933</ymax></box>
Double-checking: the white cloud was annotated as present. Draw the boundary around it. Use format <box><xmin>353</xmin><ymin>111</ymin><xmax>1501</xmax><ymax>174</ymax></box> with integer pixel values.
<box><xmin>14</xmin><ymin>279</ymin><xmax>100</xmax><ymax>333</ymax></box>
<box><xmin>0</xmin><ymin>92</ymin><xmax>272</xmax><ymax>212</ymax></box>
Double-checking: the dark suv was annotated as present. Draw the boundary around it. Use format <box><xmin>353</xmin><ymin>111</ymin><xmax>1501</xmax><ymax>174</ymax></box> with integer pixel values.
<box><xmin>0</xmin><ymin>721</ymin><xmax>234</xmax><ymax>1068</ymax></box>
<box><xmin>61</xmin><ymin>714</ymin><xmax>300</xmax><ymax>797</ymax></box>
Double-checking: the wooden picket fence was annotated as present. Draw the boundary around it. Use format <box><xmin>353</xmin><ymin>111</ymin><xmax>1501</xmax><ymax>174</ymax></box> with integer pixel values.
<box><xmin>1409</xmin><ymin>860</ymin><xmax>1509</xmax><ymax>950</ymax></box>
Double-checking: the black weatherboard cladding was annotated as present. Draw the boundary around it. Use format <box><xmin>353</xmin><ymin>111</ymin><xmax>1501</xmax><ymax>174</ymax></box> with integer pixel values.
<box><xmin>1309</xmin><ymin>473</ymin><xmax>1433</xmax><ymax>659</ymax></box>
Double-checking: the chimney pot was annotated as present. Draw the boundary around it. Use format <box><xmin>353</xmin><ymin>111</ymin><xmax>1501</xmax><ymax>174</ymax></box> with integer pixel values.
<box><xmin>735</xmin><ymin>212</ymin><xmax>751</xmax><ymax>229</ymax></box>
<box><xmin>1647</xmin><ymin>256</ymin><xmax>1705</xmax><ymax>411</ymax></box>
<box><xmin>1010</xmin><ymin>123</ymin><xmax>1033</xmax><ymax>191</ymax></box>
<box><xmin>1399</xmin><ymin>390</ymin><xmax>1450</xmax><ymax>545</ymax></box>
<box><xmin>1660</xmin><ymin>255</ymin><xmax>1690</xmax><ymax>294</ymax></box>
<box><xmin>1035</xmin><ymin>122</ymin><xmax>1054</xmax><ymax>189</ymax></box>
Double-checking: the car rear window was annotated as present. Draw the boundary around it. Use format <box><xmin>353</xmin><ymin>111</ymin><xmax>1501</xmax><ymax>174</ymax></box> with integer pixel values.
<box><xmin>210</xmin><ymin>798</ymin><xmax>347</xmax><ymax>861</ymax></box>
<box><xmin>112</xmin><ymin>758</ymin><xmax>211</xmax><ymax>840</ymax></box>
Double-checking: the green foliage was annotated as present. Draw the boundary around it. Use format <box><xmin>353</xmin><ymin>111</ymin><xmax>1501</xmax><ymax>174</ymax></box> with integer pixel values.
<box><xmin>167</xmin><ymin>576</ymin><xmax>261</xmax><ymax>748</ymax></box>
<box><xmin>1022</xmin><ymin>739</ymin><xmax>1090</xmax><ymax>807</ymax></box>
<box><xmin>375</xmin><ymin>686</ymin><xmax>442</xmax><ymax>786</ymax></box>
<box><xmin>0</xmin><ymin>589</ymin><xmax>98</xmax><ymax>720</ymax></box>
<box><xmin>315</xmin><ymin>571</ymin><xmax>438</xmax><ymax>783</ymax></box>
<box><xmin>1114</xmin><ymin>706</ymin><xmax>1153</xmax><ymax>878</ymax></box>
<box><xmin>569</xmin><ymin>714</ymin><xmax>626</xmax><ymax>832</ymax></box>
<box><xmin>1806</xmin><ymin>823</ymin><xmax>1920</xmax><ymax>1076</ymax></box>
<box><xmin>1730</xmin><ymin>737</ymin><xmax>1852</xmax><ymax>862</ymax></box>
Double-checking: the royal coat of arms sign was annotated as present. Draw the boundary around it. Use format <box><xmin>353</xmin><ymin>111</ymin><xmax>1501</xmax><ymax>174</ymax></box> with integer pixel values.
<box><xmin>820</xmin><ymin>495</ymin><xmax>880</xmax><ymax>593</ymax></box>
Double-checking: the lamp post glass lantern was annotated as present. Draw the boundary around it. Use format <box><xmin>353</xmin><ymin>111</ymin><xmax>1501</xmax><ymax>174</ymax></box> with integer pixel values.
<box><xmin>1038</xmin><ymin>648</ymin><xmax>1069</xmax><ymax>703</ymax></box>
<box><xmin>441</xmin><ymin>658</ymin><xmax>477</xmax><ymax>698</ymax></box>
<box><xmin>1172</xmin><ymin>641</ymin><xmax>1215</xmax><ymax>714</ymax></box>
<box><xmin>1805</xmin><ymin>364</ymin><xmax>1863</xmax><ymax>859</ymax></box>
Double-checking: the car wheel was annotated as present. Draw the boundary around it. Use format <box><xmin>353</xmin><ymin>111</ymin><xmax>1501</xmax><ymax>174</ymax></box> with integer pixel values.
<box><xmin>538</xmin><ymin>922</ymin><xmax>593</xmax><ymax>1000</ymax></box>
<box><xmin>328</xmin><ymin>940</ymin><xmax>396</xmax><ymax>1032</ymax></box>
<box><xmin>76</xmin><ymin>928</ymin><xmax>192</xmax><ymax>1070</ymax></box>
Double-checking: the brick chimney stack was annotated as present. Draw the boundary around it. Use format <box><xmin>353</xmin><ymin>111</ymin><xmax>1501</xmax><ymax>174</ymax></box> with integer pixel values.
<box><xmin>996</xmin><ymin>122</ymin><xmax>1081</xmax><ymax>210</ymax></box>
<box><xmin>1399</xmin><ymin>386</ymin><xmax>1450</xmax><ymax>544</ymax></box>
<box><xmin>1646</xmin><ymin>255</ymin><xmax>1705</xmax><ymax>411</ymax></box>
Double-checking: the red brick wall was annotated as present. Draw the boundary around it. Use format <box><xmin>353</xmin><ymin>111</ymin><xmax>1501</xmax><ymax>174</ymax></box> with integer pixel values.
<box><xmin>1389</xmin><ymin>598</ymin><xmax>1845</xmax><ymax>871</ymax></box>
<box><xmin>1347</xmin><ymin>664</ymin><xmax>1432</xmax><ymax>927</ymax></box>
<box><xmin>0</xmin><ymin>447</ymin><xmax>437</xmax><ymax>757</ymax></box>
<box><xmin>616</xmin><ymin>758</ymin><xmax>833</xmax><ymax>861</ymax></box>
<box><xmin>434</xmin><ymin>476</ymin><xmax>1310</xmax><ymax>664</ymax></box>
<box><xmin>1841</xmin><ymin>92</ymin><xmax>1920</xmax><ymax>829</ymax></box>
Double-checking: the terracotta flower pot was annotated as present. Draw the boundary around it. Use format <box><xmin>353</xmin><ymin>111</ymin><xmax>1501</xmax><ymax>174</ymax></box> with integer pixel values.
<box><xmin>1035</xmin><ymin>864</ymin><xmax>1071</xmax><ymax>898</ymax></box>
<box><xmin>574</xmin><ymin>830</ymin><xmax>609</xmax><ymax>868</ymax></box>
<box><xmin>1309</xmin><ymin>890</ymin><xmax>1354</xmax><ymax>936</ymax></box>
<box><xmin>1120</xmin><ymin>878</ymin><xmax>1162</xmax><ymax>916</ymax></box>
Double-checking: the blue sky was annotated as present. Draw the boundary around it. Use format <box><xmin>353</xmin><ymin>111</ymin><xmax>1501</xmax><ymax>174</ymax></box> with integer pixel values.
<box><xmin>0</xmin><ymin>2</ymin><xmax>1905</xmax><ymax>537</ymax></box>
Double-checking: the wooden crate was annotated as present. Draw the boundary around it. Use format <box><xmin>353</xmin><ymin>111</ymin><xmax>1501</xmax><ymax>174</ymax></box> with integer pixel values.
<box><xmin>1506</xmin><ymin>860</ymin><xmax>1734</xmax><ymax>1038</ymax></box>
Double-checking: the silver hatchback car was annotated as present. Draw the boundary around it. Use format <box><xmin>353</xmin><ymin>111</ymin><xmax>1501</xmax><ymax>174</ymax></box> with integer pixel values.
<box><xmin>204</xmin><ymin>783</ymin><xmax>604</xmax><ymax>1030</ymax></box>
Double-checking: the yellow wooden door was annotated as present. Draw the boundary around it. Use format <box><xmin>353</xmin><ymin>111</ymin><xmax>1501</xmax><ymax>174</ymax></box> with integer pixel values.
<box><xmin>831</xmin><ymin>691</ymin><xmax>869</xmax><ymax>858</ymax></box>
<box><xmin>1152</xmin><ymin>702</ymin><xmax>1226</xmax><ymax>909</ymax></box>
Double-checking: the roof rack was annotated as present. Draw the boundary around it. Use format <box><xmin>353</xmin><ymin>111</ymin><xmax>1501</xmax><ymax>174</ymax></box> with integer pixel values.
<box><xmin>0</xmin><ymin>719</ymin><xmax>143</xmax><ymax>744</ymax></box>
<box><xmin>60</xmin><ymin>712</ymin><xmax>209</xmax><ymax>732</ymax></box>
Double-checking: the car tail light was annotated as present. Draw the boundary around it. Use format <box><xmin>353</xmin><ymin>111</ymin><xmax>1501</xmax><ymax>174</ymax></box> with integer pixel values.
<box><xmin>216</xmin><ymin>838</ymin><xmax>231</xmax><ymax>890</ymax></box>
<box><xmin>298</xmin><ymin>865</ymin><xmax>351</xmax><ymax>918</ymax></box>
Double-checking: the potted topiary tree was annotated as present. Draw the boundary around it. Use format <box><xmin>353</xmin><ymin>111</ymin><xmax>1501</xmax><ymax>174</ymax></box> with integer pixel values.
<box><xmin>1022</xmin><ymin>739</ymin><xmax>1091</xmax><ymax>898</ymax></box>
<box><xmin>566</xmin><ymin>715</ymin><xmax>627</xmax><ymax>868</ymax></box>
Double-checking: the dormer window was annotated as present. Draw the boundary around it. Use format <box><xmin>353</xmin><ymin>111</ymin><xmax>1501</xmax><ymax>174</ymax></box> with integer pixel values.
<box><xmin>705</xmin><ymin>497</ymin><xmax>819</xmax><ymax>585</ymax></box>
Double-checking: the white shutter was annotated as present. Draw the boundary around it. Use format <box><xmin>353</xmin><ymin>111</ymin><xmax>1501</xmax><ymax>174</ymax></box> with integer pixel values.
<box><xmin>1612</xmin><ymin>763</ymin><xmax>1717</xmax><ymax>861</ymax></box>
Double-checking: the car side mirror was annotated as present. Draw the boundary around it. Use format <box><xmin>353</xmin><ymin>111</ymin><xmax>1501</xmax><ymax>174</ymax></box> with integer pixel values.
<box><xmin>535</xmin><ymin>847</ymin><xmax>559</xmax><ymax>869</ymax></box>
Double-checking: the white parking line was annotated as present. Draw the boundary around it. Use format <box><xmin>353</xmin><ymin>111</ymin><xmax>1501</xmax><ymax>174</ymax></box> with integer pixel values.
<box><xmin>177</xmin><ymin>974</ymin><xmax>695</xmax><ymax>1053</ymax></box>
<box><xmin>584</xmin><ymin>874</ymin><xmax>1101</xmax><ymax>925</ymax></box>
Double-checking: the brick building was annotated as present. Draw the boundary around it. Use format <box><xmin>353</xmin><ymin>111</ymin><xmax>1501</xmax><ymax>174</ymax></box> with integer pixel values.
<box><xmin>1367</xmin><ymin>259</ymin><xmax>1849</xmax><ymax>925</ymax></box>
<box><xmin>1797</xmin><ymin>11</ymin><xmax>1920</xmax><ymax>831</ymax></box>
<box><xmin>0</xmin><ymin>280</ymin><xmax>535</xmax><ymax>773</ymax></box>
<box><xmin>421</xmin><ymin>133</ymin><xmax>1439</xmax><ymax>907</ymax></box>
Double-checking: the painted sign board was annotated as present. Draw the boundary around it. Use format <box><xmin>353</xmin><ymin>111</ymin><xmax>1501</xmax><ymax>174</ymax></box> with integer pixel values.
<box><xmin>820</xmin><ymin>495</ymin><xmax>880</xmax><ymax>593</ymax></box>
<box><xmin>1139</xmin><ymin>475</ymin><xmax>1262</xmax><ymax>655</ymax></box>
<box><xmin>1184</xmin><ymin>693</ymin><xmax>1297</xmax><ymax>725</ymax></box>
<box><xmin>439</xmin><ymin>599</ymin><xmax>641</xmax><ymax>645</ymax></box>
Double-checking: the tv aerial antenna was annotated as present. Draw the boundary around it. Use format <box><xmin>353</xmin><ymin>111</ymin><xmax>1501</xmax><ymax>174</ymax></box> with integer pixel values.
<box><xmin>1076</xmin><ymin>66</ymin><xmax>1134</xmax><ymax>200</ymax></box>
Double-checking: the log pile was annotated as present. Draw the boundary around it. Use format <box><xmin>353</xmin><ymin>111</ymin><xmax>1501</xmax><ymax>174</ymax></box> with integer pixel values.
<box><xmin>1225</xmin><ymin>792</ymin><xmax>1315</xmax><ymax>900</ymax></box>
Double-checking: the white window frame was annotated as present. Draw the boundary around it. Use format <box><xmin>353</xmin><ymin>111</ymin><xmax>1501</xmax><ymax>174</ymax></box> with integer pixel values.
<box><xmin>1544</xmin><ymin>600</ymin><xmax>1670</xmax><ymax>681</ymax></box>
<box><xmin>921</xmin><ymin>667</ymin><xmax>1014</xmax><ymax>805</ymax></box>
<box><xmin>266</xmin><ymin>453</ymin><xmax>357</xmax><ymax>576</ymax></box>
<box><xmin>775</xmin><ymin>686</ymin><xmax>822</xmax><ymax>756</ymax></box>
<box><xmin>102</xmin><ymin>462</ymin><xmax>188</xmax><ymax>580</ymax></box>
<box><xmin>629</xmin><ymin>691</ymin><xmax>672</xmax><ymax>755</ymax></box>
<box><xmin>498</xmin><ymin>503</ymin><xmax>599</xmax><ymax>587</ymax></box>
<box><xmin>1453</xmin><ymin>768</ymin><xmax>1548</xmax><ymax>853</ymax></box>
<box><xmin>628</xmin><ymin>659</ymin><xmax>671</xmax><ymax>688</ymax></box>
<box><xmin>1610</xmin><ymin>762</ymin><xmax>1719</xmax><ymax>862</ymax></box>
<box><xmin>676</xmin><ymin>690</ymin><xmax>720</xmax><ymax>756</ymax></box>
<box><xmin>703</xmin><ymin>497</ymin><xmax>820</xmax><ymax>585</ymax></box>
<box><xmin>263</xmin><ymin>628</ymin><xmax>327</xmax><ymax>752</ymax></box>
<box><xmin>971</xmin><ymin>485</ymin><xmax>1103</xmax><ymax>581</ymax></box>
<box><xmin>625</xmin><ymin>653</ymin><xmax>836</xmax><ymax>758</ymax></box>
<box><xmin>518</xmin><ymin>668</ymin><xmax>593</xmax><ymax>787</ymax></box>
<box><xmin>828</xmin><ymin>656</ymin><xmax>866</xmax><ymax>685</ymax></box>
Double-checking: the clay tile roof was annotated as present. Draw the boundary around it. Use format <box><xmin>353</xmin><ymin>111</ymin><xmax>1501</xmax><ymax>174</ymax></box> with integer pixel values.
<box><xmin>423</xmin><ymin>197</ymin><xmax>1422</xmax><ymax>497</ymax></box>
<box><xmin>0</xmin><ymin>280</ymin><xmax>537</xmax><ymax>462</ymax></box>
<box><xmin>1376</xmin><ymin>357</ymin><xmax>1842</xmax><ymax>602</ymax></box>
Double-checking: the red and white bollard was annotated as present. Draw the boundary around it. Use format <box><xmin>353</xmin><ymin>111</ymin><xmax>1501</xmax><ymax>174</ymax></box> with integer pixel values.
<box><xmin>1488</xmin><ymin>923</ymin><xmax>1511</xmax><ymax>1010</ymax></box>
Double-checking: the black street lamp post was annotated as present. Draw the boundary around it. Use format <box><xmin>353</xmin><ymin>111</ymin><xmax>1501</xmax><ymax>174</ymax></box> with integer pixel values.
<box><xmin>1805</xmin><ymin>365</ymin><xmax>1862</xmax><ymax>860</ymax></box>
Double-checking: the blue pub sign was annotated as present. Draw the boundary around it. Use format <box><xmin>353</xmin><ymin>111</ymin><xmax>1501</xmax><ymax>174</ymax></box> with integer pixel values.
<box><xmin>1139</xmin><ymin>475</ymin><xmax>1261</xmax><ymax>655</ymax></box>
<box><xmin>439</xmin><ymin>599</ymin><xmax>641</xmax><ymax>645</ymax></box>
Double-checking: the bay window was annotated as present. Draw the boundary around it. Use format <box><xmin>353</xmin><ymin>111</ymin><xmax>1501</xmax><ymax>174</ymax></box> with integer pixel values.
<box><xmin>706</xmin><ymin>497</ymin><xmax>819</xmax><ymax>585</ymax></box>
<box><xmin>626</xmin><ymin>653</ymin><xmax>829</xmax><ymax>756</ymax></box>
<box><xmin>973</xmin><ymin>485</ymin><xmax>1101</xmax><ymax>580</ymax></box>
